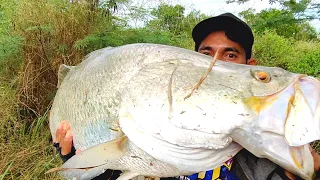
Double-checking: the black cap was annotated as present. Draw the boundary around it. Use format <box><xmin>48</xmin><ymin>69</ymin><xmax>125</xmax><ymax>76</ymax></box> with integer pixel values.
<box><xmin>192</xmin><ymin>13</ymin><xmax>254</xmax><ymax>60</ymax></box>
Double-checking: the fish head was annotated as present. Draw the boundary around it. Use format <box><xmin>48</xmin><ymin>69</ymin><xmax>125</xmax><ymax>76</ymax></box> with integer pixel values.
<box><xmin>231</xmin><ymin>64</ymin><xmax>320</xmax><ymax>179</ymax></box>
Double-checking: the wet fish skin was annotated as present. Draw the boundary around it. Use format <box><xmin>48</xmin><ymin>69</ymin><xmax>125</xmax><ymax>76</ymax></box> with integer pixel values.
<box><xmin>49</xmin><ymin>43</ymin><xmax>320</xmax><ymax>180</ymax></box>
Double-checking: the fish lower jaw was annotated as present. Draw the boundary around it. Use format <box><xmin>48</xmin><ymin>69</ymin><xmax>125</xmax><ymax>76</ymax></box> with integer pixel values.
<box><xmin>231</xmin><ymin>128</ymin><xmax>314</xmax><ymax>180</ymax></box>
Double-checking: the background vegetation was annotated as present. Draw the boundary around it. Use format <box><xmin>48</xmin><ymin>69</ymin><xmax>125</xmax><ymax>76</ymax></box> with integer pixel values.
<box><xmin>0</xmin><ymin>0</ymin><xmax>319</xmax><ymax>179</ymax></box>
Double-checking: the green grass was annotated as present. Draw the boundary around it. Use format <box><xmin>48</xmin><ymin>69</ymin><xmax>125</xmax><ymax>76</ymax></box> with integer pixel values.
<box><xmin>0</xmin><ymin>82</ymin><xmax>63</xmax><ymax>180</ymax></box>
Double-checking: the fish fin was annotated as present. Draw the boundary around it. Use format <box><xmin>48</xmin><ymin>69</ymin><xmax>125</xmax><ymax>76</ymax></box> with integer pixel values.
<box><xmin>45</xmin><ymin>166</ymin><xmax>98</xmax><ymax>174</ymax></box>
<box><xmin>57</xmin><ymin>64</ymin><xmax>76</xmax><ymax>88</ymax></box>
<box><xmin>116</xmin><ymin>171</ymin><xmax>140</xmax><ymax>180</ymax></box>
<box><xmin>63</xmin><ymin>135</ymin><xmax>128</xmax><ymax>169</ymax></box>
<box><xmin>45</xmin><ymin>166</ymin><xmax>103</xmax><ymax>180</ymax></box>
<box><xmin>45</xmin><ymin>167</ymin><xmax>67</xmax><ymax>174</ymax></box>
<box><xmin>47</xmin><ymin>136</ymin><xmax>128</xmax><ymax>179</ymax></box>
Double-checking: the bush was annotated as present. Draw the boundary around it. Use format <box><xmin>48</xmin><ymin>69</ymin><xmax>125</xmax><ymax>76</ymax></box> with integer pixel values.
<box><xmin>73</xmin><ymin>28</ymin><xmax>176</xmax><ymax>54</ymax></box>
<box><xmin>287</xmin><ymin>42</ymin><xmax>320</xmax><ymax>77</ymax></box>
<box><xmin>0</xmin><ymin>35</ymin><xmax>24</xmax><ymax>81</ymax></box>
<box><xmin>0</xmin><ymin>82</ymin><xmax>62</xmax><ymax>179</ymax></box>
<box><xmin>10</xmin><ymin>0</ymin><xmax>114</xmax><ymax>117</ymax></box>
<box><xmin>253</xmin><ymin>30</ymin><xmax>320</xmax><ymax>78</ymax></box>
<box><xmin>253</xmin><ymin>30</ymin><xmax>295</xmax><ymax>69</ymax></box>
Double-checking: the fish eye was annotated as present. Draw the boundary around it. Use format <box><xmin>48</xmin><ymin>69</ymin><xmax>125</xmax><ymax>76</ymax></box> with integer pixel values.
<box><xmin>250</xmin><ymin>69</ymin><xmax>271</xmax><ymax>83</ymax></box>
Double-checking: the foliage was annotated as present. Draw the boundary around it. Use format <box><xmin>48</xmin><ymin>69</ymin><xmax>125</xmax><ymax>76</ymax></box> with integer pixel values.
<box><xmin>287</xmin><ymin>41</ymin><xmax>320</xmax><ymax>77</ymax></box>
<box><xmin>0</xmin><ymin>0</ymin><xmax>23</xmax><ymax>81</ymax></box>
<box><xmin>232</xmin><ymin>0</ymin><xmax>319</xmax><ymax>40</ymax></box>
<box><xmin>146</xmin><ymin>4</ymin><xmax>208</xmax><ymax>49</ymax></box>
<box><xmin>253</xmin><ymin>30</ymin><xmax>295</xmax><ymax>69</ymax></box>
<box><xmin>0</xmin><ymin>35</ymin><xmax>23</xmax><ymax>81</ymax></box>
<box><xmin>0</xmin><ymin>81</ymin><xmax>62</xmax><ymax>179</ymax></box>
<box><xmin>240</xmin><ymin>8</ymin><xmax>318</xmax><ymax>40</ymax></box>
<box><xmin>147</xmin><ymin>4</ymin><xmax>208</xmax><ymax>35</ymax></box>
<box><xmin>148</xmin><ymin>4</ymin><xmax>185</xmax><ymax>34</ymax></box>
<box><xmin>253</xmin><ymin>30</ymin><xmax>320</xmax><ymax>78</ymax></box>
<box><xmin>73</xmin><ymin>28</ymin><xmax>176</xmax><ymax>54</ymax></box>
<box><xmin>12</xmin><ymin>0</ymin><xmax>119</xmax><ymax>118</ymax></box>
<box><xmin>74</xmin><ymin>4</ymin><xmax>208</xmax><ymax>53</ymax></box>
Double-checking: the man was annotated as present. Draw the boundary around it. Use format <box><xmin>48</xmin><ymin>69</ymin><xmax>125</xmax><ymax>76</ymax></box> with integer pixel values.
<box><xmin>54</xmin><ymin>13</ymin><xmax>320</xmax><ymax>180</ymax></box>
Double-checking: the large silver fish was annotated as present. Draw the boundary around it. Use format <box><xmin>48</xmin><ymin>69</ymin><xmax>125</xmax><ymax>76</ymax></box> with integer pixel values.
<box><xmin>49</xmin><ymin>43</ymin><xmax>320</xmax><ymax>180</ymax></box>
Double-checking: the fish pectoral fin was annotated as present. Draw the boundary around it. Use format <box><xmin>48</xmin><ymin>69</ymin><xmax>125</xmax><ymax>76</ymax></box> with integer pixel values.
<box><xmin>116</xmin><ymin>171</ymin><xmax>140</xmax><ymax>180</ymax></box>
<box><xmin>47</xmin><ymin>165</ymin><xmax>119</xmax><ymax>180</ymax></box>
<box><xmin>45</xmin><ymin>167</ymin><xmax>65</xmax><ymax>174</ymax></box>
<box><xmin>47</xmin><ymin>135</ymin><xmax>128</xmax><ymax>175</ymax></box>
<box><xmin>45</xmin><ymin>166</ymin><xmax>97</xmax><ymax>174</ymax></box>
<box><xmin>69</xmin><ymin>135</ymin><xmax>128</xmax><ymax>168</ymax></box>
<box><xmin>46</xmin><ymin>136</ymin><xmax>129</xmax><ymax>179</ymax></box>
<box><xmin>57</xmin><ymin>64</ymin><xmax>76</xmax><ymax>88</ymax></box>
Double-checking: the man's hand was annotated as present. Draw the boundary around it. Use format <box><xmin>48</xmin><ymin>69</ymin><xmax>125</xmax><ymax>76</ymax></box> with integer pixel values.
<box><xmin>311</xmin><ymin>148</ymin><xmax>320</xmax><ymax>172</ymax></box>
<box><xmin>54</xmin><ymin>120</ymin><xmax>81</xmax><ymax>156</ymax></box>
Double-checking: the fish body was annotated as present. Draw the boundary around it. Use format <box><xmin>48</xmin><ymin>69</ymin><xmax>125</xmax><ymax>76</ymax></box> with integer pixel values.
<box><xmin>49</xmin><ymin>43</ymin><xmax>320</xmax><ymax>180</ymax></box>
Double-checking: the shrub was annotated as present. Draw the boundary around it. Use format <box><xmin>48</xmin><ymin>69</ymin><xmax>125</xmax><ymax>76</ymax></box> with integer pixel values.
<box><xmin>287</xmin><ymin>42</ymin><xmax>320</xmax><ymax>77</ymax></box>
<box><xmin>253</xmin><ymin>30</ymin><xmax>295</xmax><ymax>69</ymax></box>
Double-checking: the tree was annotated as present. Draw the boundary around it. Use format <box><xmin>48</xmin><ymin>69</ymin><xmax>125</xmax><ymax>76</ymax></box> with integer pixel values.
<box><xmin>146</xmin><ymin>4</ymin><xmax>209</xmax><ymax>49</ymax></box>
<box><xmin>235</xmin><ymin>0</ymin><xmax>319</xmax><ymax>40</ymax></box>
<box><xmin>146</xmin><ymin>4</ymin><xmax>209</xmax><ymax>35</ymax></box>
<box><xmin>227</xmin><ymin>0</ymin><xmax>319</xmax><ymax>20</ymax></box>
<box><xmin>147</xmin><ymin>4</ymin><xmax>185</xmax><ymax>34</ymax></box>
<box><xmin>239</xmin><ymin>8</ymin><xmax>318</xmax><ymax>40</ymax></box>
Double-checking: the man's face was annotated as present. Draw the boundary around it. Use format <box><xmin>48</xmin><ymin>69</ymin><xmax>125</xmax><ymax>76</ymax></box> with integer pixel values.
<box><xmin>198</xmin><ymin>31</ymin><xmax>252</xmax><ymax>65</ymax></box>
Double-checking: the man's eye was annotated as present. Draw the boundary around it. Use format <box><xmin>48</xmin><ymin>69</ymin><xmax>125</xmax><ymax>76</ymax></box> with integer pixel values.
<box><xmin>201</xmin><ymin>52</ymin><xmax>211</xmax><ymax>56</ymax></box>
<box><xmin>227</xmin><ymin>54</ymin><xmax>236</xmax><ymax>58</ymax></box>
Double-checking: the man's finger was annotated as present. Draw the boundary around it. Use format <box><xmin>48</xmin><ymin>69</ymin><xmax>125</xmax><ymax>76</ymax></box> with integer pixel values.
<box><xmin>284</xmin><ymin>170</ymin><xmax>296</xmax><ymax>180</ymax></box>
<box><xmin>60</xmin><ymin>129</ymin><xmax>73</xmax><ymax>156</ymax></box>
<box><xmin>55</xmin><ymin>122</ymin><xmax>64</xmax><ymax>143</ymax></box>
<box><xmin>58</xmin><ymin>123</ymin><xmax>69</xmax><ymax>147</ymax></box>
<box><xmin>311</xmin><ymin>149</ymin><xmax>320</xmax><ymax>171</ymax></box>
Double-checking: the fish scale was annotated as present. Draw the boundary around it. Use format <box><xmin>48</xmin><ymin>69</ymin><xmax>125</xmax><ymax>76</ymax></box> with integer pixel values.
<box><xmin>49</xmin><ymin>43</ymin><xmax>320</xmax><ymax>180</ymax></box>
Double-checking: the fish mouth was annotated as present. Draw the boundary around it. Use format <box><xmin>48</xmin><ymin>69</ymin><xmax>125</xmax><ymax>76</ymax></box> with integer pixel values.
<box><xmin>275</xmin><ymin>75</ymin><xmax>320</xmax><ymax>179</ymax></box>
<box><xmin>261</xmin><ymin>137</ymin><xmax>314</xmax><ymax>180</ymax></box>
<box><xmin>244</xmin><ymin>75</ymin><xmax>320</xmax><ymax>145</ymax></box>
<box><xmin>239</xmin><ymin>75</ymin><xmax>320</xmax><ymax>179</ymax></box>
<box><xmin>282</xmin><ymin>75</ymin><xmax>320</xmax><ymax>179</ymax></box>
